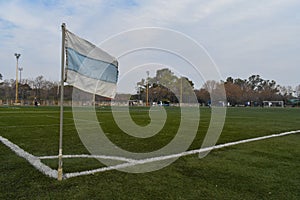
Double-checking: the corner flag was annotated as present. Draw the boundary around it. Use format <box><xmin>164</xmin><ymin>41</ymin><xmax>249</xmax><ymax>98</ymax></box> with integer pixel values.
<box><xmin>58</xmin><ymin>23</ymin><xmax>118</xmax><ymax>181</ymax></box>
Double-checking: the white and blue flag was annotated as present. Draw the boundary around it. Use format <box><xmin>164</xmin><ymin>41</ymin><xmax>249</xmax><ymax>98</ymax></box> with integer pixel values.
<box><xmin>65</xmin><ymin>30</ymin><xmax>118</xmax><ymax>98</ymax></box>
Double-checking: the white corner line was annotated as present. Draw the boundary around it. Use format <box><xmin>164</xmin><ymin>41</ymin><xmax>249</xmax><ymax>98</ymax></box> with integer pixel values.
<box><xmin>1</xmin><ymin>129</ymin><xmax>300</xmax><ymax>180</ymax></box>
<box><xmin>64</xmin><ymin>129</ymin><xmax>300</xmax><ymax>179</ymax></box>
<box><xmin>0</xmin><ymin>136</ymin><xmax>58</xmax><ymax>179</ymax></box>
<box><xmin>39</xmin><ymin>154</ymin><xmax>137</xmax><ymax>163</ymax></box>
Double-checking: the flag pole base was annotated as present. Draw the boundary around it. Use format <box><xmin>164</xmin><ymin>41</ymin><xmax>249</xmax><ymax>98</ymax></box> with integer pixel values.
<box><xmin>57</xmin><ymin>168</ymin><xmax>63</xmax><ymax>181</ymax></box>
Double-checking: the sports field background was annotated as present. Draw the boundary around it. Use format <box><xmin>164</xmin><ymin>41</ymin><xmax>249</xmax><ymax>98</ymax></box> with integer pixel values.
<box><xmin>0</xmin><ymin>106</ymin><xmax>300</xmax><ymax>199</ymax></box>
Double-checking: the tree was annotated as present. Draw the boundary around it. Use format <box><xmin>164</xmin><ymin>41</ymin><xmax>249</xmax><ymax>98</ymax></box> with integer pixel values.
<box><xmin>135</xmin><ymin>68</ymin><xmax>195</xmax><ymax>103</ymax></box>
<box><xmin>226</xmin><ymin>77</ymin><xmax>234</xmax><ymax>84</ymax></box>
<box><xmin>194</xmin><ymin>88</ymin><xmax>210</xmax><ymax>105</ymax></box>
<box><xmin>246</xmin><ymin>75</ymin><xmax>279</xmax><ymax>102</ymax></box>
<box><xmin>155</xmin><ymin>68</ymin><xmax>177</xmax><ymax>88</ymax></box>
<box><xmin>202</xmin><ymin>80</ymin><xmax>226</xmax><ymax>105</ymax></box>
<box><xmin>177</xmin><ymin>77</ymin><xmax>195</xmax><ymax>103</ymax></box>
<box><xmin>224</xmin><ymin>81</ymin><xmax>243</xmax><ymax>105</ymax></box>
<box><xmin>247</xmin><ymin>75</ymin><xmax>263</xmax><ymax>91</ymax></box>
<box><xmin>203</xmin><ymin>80</ymin><xmax>218</xmax><ymax>93</ymax></box>
<box><xmin>148</xmin><ymin>69</ymin><xmax>178</xmax><ymax>103</ymax></box>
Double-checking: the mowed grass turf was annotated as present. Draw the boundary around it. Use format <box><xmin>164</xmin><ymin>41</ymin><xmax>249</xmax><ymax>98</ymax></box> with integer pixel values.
<box><xmin>0</xmin><ymin>106</ymin><xmax>300</xmax><ymax>199</ymax></box>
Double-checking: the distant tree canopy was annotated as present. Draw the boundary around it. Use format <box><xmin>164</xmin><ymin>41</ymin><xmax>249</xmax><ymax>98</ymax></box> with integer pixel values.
<box><xmin>0</xmin><ymin>76</ymin><xmax>60</xmax><ymax>104</ymax></box>
<box><xmin>0</xmin><ymin>68</ymin><xmax>298</xmax><ymax>106</ymax></box>
<box><xmin>134</xmin><ymin>68</ymin><xmax>297</xmax><ymax>105</ymax></box>
<box><xmin>0</xmin><ymin>75</ymin><xmax>109</xmax><ymax>104</ymax></box>
<box><xmin>133</xmin><ymin>68</ymin><xmax>195</xmax><ymax>103</ymax></box>
<box><xmin>223</xmin><ymin>75</ymin><xmax>282</xmax><ymax>106</ymax></box>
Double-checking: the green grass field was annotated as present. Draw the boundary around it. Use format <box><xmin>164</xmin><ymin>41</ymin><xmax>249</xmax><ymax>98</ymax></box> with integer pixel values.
<box><xmin>0</xmin><ymin>106</ymin><xmax>300</xmax><ymax>199</ymax></box>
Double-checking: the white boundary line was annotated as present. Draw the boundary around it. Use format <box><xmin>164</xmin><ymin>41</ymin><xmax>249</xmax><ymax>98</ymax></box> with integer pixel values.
<box><xmin>64</xmin><ymin>130</ymin><xmax>300</xmax><ymax>178</ymax></box>
<box><xmin>1</xmin><ymin>130</ymin><xmax>300</xmax><ymax>180</ymax></box>
<box><xmin>39</xmin><ymin>154</ymin><xmax>137</xmax><ymax>163</ymax></box>
<box><xmin>0</xmin><ymin>136</ymin><xmax>58</xmax><ymax>179</ymax></box>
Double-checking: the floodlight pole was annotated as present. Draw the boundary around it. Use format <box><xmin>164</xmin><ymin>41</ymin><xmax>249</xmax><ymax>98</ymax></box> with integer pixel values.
<box><xmin>146</xmin><ymin>71</ymin><xmax>149</xmax><ymax>106</ymax></box>
<box><xmin>19</xmin><ymin>67</ymin><xmax>23</xmax><ymax>83</ymax></box>
<box><xmin>180</xmin><ymin>76</ymin><xmax>183</xmax><ymax>104</ymax></box>
<box><xmin>14</xmin><ymin>53</ymin><xmax>21</xmax><ymax>103</ymax></box>
<box><xmin>58</xmin><ymin>23</ymin><xmax>66</xmax><ymax>181</ymax></box>
<box><xmin>18</xmin><ymin>67</ymin><xmax>23</xmax><ymax>102</ymax></box>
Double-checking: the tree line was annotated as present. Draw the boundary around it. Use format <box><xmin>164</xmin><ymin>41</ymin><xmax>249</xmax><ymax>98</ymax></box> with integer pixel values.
<box><xmin>0</xmin><ymin>75</ymin><xmax>60</xmax><ymax>105</ymax></box>
<box><xmin>0</xmin><ymin>75</ymin><xmax>108</xmax><ymax>105</ymax></box>
<box><xmin>0</xmin><ymin>69</ymin><xmax>299</xmax><ymax>106</ymax></box>
<box><xmin>132</xmin><ymin>68</ymin><xmax>300</xmax><ymax>106</ymax></box>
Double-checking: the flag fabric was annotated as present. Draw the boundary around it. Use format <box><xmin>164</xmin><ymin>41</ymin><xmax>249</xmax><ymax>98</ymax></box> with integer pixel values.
<box><xmin>64</xmin><ymin>30</ymin><xmax>118</xmax><ymax>98</ymax></box>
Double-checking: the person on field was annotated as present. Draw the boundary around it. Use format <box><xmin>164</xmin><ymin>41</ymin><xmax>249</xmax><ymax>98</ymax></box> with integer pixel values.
<box><xmin>34</xmin><ymin>97</ymin><xmax>38</xmax><ymax>107</ymax></box>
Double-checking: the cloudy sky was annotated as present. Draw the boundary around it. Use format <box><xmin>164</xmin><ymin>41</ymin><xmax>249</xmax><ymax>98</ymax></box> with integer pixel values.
<box><xmin>0</xmin><ymin>0</ymin><xmax>299</xmax><ymax>93</ymax></box>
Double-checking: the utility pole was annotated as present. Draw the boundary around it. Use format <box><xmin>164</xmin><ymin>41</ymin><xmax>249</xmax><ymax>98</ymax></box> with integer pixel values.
<box><xmin>146</xmin><ymin>71</ymin><xmax>149</xmax><ymax>106</ymax></box>
<box><xmin>19</xmin><ymin>67</ymin><xmax>23</xmax><ymax>102</ymax></box>
<box><xmin>14</xmin><ymin>53</ymin><xmax>21</xmax><ymax>103</ymax></box>
<box><xmin>19</xmin><ymin>67</ymin><xmax>23</xmax><ymax>83</ymax></box>
<box><xmin>180</xmin><ymin>77</ymin><xmax>183</xmax><ymax>104</ymax></box>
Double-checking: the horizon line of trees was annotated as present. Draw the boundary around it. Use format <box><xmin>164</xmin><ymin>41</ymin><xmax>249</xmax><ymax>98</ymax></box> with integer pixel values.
<box><xmin>131</xmin><ymin>68</ymin><xmax>300</xmax><ymax>106</ymax></box>
<box><xmin>0</xmin><ymin>75</ymin><xmax>59</xmax><ymax>104</ymax></box>
<box><xmin>0</xmin><ymin>70</ymin><xmax>300</xmax><ymax>106</ymax></box>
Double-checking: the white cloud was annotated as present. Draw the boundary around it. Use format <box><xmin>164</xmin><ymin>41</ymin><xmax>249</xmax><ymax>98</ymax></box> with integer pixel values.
<box><xmin>0</xmin><ymin>0</ymin><xmax>299</xmax><ymax>92</ymax></box>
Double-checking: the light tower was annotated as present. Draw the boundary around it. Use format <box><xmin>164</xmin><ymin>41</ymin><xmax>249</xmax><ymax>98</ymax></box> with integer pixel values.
<box><xmin>19</xmin><ymin>67</ymin><xmax>23</xmax><ymax>83</ymax></box>
<box><xmin>146</xmin><ymin>71</ymin><xmax>149</xmax><ymax>106</ymax></box>
<box><xmin>19</xmin><ymin>67</ymin><xmax>23</xmax><ymax>101</ymax></box>
<box><xmin>14</xmin><ymin>53</ymin><xmax>21</xmax><ymax>103</ymax></box>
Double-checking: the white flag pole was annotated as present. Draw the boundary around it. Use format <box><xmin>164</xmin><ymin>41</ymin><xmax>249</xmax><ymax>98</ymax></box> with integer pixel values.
<box><xmin>58</xmin><ymin>23</ymin><xmax>66</xmax><ymax>181</ymax></box>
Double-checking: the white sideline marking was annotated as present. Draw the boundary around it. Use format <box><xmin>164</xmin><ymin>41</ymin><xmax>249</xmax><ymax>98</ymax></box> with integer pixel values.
<box><xmin>64</xmin><ymin>130</ymin><xmax>300</xmax><ymax>179</ymax></box>
<box><xmin>0</xmin><ymin>136</ymin><xmax>58</xmax><ymax>179</ymax></box>
<box><xmin>1</xmin><ymin>130</ymin><xmax>300</xmax><ymax>180</ymax></box>
<box><xmin>39</xmin><ymin>154</ymin><xmax>136</xmax><ymax>163</ymax></box>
